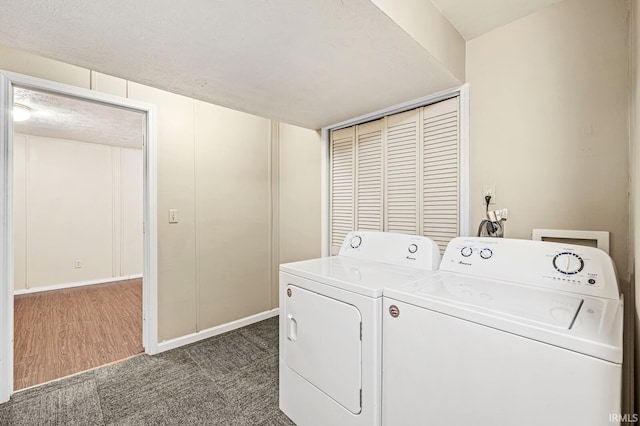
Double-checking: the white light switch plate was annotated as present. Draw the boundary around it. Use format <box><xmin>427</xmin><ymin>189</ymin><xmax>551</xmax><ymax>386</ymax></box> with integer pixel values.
<box><xmin>169</xmin><ymin>209</ymin><xmax>178</xmax><ymax>223</ymax></box>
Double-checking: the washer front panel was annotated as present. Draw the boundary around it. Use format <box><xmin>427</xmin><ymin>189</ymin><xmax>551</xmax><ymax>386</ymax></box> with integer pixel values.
<box><xmin>382</xmin><ymin>298</ymin><xmax>621</xmax><ymax>426</ymax></box>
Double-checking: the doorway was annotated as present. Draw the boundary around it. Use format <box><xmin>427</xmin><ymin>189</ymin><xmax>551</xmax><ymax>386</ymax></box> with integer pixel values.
<box><xmin>0</xmin><ymin>71</ymin><xmax>158</xmax><ymax>401</ymax></box>
<box><xmin>13</xmin><ymin>86</ymin><xmax>145</xmax><ymax>389</ymax></box>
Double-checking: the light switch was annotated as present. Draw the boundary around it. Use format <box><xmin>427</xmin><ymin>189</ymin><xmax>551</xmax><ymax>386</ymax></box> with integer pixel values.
<box><xmin>169</xmin><ymin>209</ymin><xmax>178</xmax><ymax>224</ymax></box>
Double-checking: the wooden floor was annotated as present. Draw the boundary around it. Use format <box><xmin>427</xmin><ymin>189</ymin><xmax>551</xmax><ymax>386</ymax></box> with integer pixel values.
<box><xmin>14</xmin><ymin>279</ymin><xmax>143</xmax><ymax>390</ymax></box>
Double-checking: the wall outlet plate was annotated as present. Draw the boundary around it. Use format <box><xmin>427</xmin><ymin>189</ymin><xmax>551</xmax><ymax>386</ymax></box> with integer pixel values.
<box><xmin>482</xmin><ymin>185</ymin><xmax>496</xmax><ymax>205</ymax></box>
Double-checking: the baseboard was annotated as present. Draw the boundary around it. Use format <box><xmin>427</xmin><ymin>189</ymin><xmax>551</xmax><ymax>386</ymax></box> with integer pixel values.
<box><xmin>13</xmin><ymin>274</ymin><xmax>143</xmax><ymax>295</ymax></box>
<box><xmin>154</xmin><ymin>308</ymin><xmax>279</xmax><ymax>354</ymax></box>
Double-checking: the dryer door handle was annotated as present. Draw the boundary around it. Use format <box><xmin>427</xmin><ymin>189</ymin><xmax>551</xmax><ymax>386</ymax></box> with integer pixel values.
<box><xmin>287</xmin><ymin>314</ymin><xmax>297</xmax><ymax>341</ymax></box>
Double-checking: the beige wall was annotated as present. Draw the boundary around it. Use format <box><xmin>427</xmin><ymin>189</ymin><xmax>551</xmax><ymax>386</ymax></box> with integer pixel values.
<box><xmin>126</xmin><ymin>83</ymin><xmax>198</xmax><ymax>341</ymax></box>
<box><xmin>12</xmin><ymin>135</ymin><xmax>142</xmax><ymax>290</ymax></box>
<box><xmin>371</xmin><ymin>0</ymin><xmax>465</xmax><ymax>81</ymax></box>
<box><xmin>1</xmin><ymin>46</ymin><xmax>323</xmax><ymax>343</ymax></box>
<box><xmin>466</xmin><ymin>0</ymin><xmax>630</xmax><ymax>279</ymax></box>
<box><xmin>467</xmin><ymin>0</ymin><xmax>634</xmax><ymax>410</ymax></box>
<box><xmin>0</xmin><ymin>46</ymin><xmax>90</xmax><ymax>88</ymax></box>
<box><xmin>194</xmin><ymin>101</ymin><xmax>271</xmax><ymax>330</ymax></box>
<box><xmin>278</xmin><ymin>123</ymin><xmax>322</xmax><ymax>264</ymax></box>
<box><xmin>631</xmin><ymin>0</ymin><xmax>640</xmax><ymax>413</ymax></box>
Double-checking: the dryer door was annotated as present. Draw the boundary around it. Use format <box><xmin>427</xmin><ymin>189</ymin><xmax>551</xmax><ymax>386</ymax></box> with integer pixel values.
<box><xmin>285</xmin><ymin>284</ymin><xmax>362</xmax><ymax>414</ymax></box>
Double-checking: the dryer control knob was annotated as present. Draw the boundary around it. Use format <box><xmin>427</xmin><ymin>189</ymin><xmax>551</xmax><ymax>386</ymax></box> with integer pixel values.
<box><xmin>553</xmin><ymin>252</ymin><xmax>584</xmax><ymax>275</ymax></box>
<box><xmin>408</xmin><ymin>244</ymin><xmax>418</xmax><ymax>254</ymax></box>
<box><xmin>461</xmin><ymin>247</ymin><xmax>473</xmax><ymax>257</ymax></box>
<box><xmin>350</xmin><ymin>235</ymin><xmax>362</xmax><ymax>249</ymax></box>
<box><xmin>480</xmin><ymin>248</ymin><xmax>493</xmax><ymax>259</ymax></box>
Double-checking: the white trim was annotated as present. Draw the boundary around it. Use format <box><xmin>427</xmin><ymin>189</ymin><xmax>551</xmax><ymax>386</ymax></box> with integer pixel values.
<box><xmin>156</xmin><ymin>308</ymin><xmax>279</xmax><ymax>353</ymax></box>
<box><xmin>320</xmin><ymin>128</ymin><xmax>330</xmax><ymax>257</ymax></box>
<box><xmin>13</xmin><ymin>274</ymin><xmax>143</xmax><ymax>295</ymax></box>
<box><xmin>0</xmin><ymin>70</ymin><xmax>159</xmax><ymax>400</ymax></box>
<box><xmin>0</xmin><ymin>74</ymin><xmax>14</xmax><ymax>404</ymax></box>
<box><xmin>458</xmin><ymin>84</ymin><xmax>471</xmax><ymax>237</ymax></box>
<box><xmin>532</xmin><ymin>229</ymin><xmax>610</xmax><ymax>254</ymax></box>
<box><xmin>320</xmin><ymin>84</ymin><xmax>471</xmax><ymax>251</ymax></box>
<box><xmin>141</xmin><ymin>83</ymin><xmax>159</xmax><ymax>355</ymax></box>
<box><xmin>327</xmin><ymin>85</ymin><xmax>462</xmax><ymax>131</ymax></box>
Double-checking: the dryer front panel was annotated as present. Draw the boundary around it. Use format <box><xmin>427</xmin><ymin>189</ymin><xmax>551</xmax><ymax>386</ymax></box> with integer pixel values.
<box><xmin>285</xmin><ymin>284</ymin><xmax>362</xmax><ymax>414</ymax></box>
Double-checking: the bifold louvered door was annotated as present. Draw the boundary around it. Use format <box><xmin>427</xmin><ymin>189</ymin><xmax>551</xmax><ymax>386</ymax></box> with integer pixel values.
<box><xmin>422</xmin><ymin>98</ymin><xmax>459</xmax><ymax>252</ymax></box>
<box><xmin>330</xmin><ymin>127</ymin><xmax>355</xmax><ymax>255</ymax></box>
<box><xmin>329</xmin><ymin>97</ymin><xmax>461</xmax><ymax>253</ymax></box>
<box><xmin>385</xmin><ymin>110</ymin><xmax>420</xmax><ymax>235</ymax></box>
<box><xmin>356</xmin><ymin>120</ymin><xmax>383</xmax><ymax>232</ymax></box>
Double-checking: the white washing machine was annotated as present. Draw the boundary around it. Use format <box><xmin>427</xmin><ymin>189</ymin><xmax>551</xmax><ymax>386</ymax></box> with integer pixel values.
<box><xmin>383</xmin><ymin>237</ymin><xmax>623</xmax><ymax>426</ymax></box>
<box><xmin>279</xmin><ymin>231</ymin><xmax>441</xmax><ymax>426</ymax></box>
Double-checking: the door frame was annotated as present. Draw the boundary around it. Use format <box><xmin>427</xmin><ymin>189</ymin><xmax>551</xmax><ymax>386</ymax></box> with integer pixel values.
<box><xmin>0</xmin><ymin>70</ymin><xmax>159</xmax><ymax>402</ymax></box>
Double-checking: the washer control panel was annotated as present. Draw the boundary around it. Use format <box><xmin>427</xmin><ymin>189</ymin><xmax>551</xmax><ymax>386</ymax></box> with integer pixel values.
<box><xmin>441</xmin><ymin>237</ymin><xmax>619</xmax><ymax>300</ymax></box>
<box><xmin>339</xmin><ymin>231</ymin><xmax>441</xmax><ymax>271</ymax></box>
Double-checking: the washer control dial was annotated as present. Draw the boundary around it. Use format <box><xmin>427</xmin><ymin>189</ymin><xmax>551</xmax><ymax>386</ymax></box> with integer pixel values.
<box><xmin>350</xmin><ymin>235</ymin><xmax>362</xmax><ymax>249</ymax></box>
<box><xmin>553</xmin><ymin>252</ymin><xmax>584</xmax><ymax>275</ymax></box>
<box><xmin>408</xmin><ymin>244</ymin><xmax>418</xmax><ymax>254</ymax></box>
<box><xmin>461</xmin><ymin>247</ymin><xmax>473</xmax><ymax>257</ymax></box>
<box><xmin>479</xmin><ymin>248</ymin><xmax>493</xmax><ymax>259</ymax></box>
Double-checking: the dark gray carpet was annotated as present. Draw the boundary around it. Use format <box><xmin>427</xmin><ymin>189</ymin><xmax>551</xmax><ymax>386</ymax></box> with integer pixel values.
<box><xmin>0</xmin><ymin>316</ymin><xmax>295</xmax><ymax>426</ymax></box>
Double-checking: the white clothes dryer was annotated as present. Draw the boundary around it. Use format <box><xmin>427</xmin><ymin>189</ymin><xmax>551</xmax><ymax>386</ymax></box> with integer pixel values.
<box><xmin>383</xmin><ymin>237</ymin><xmax>623</xmax><ymax>426</ymax></box>
<box><xmin>279</xmin><ymin>231</ymin><xmax>441</xmax><ymax>426</ymax></box>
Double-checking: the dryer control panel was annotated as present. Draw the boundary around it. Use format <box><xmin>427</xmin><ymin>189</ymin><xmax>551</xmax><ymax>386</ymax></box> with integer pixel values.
<box><xmin>339</xmin><ymin>231</ymin><xmax>441</xmax><ymax>271</ymax></box>
<box><xmin>440</xmin><ymin>237</ymin><xmax>619</xmax><ymax>300</ymax></box>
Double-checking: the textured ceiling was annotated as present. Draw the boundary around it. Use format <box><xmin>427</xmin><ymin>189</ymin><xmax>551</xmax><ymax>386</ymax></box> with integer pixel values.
<box><xmin>0</xmin><ymin>0</ymin><xmax>461</xmax><ymax>130</ymax></box>
<box><xmin>13</xmin><ymin>87</ymin><xmax>144</xmax><ymax>148</ymax></box>
<box><xmin>431</xmin><ymin>0</ymin><xmax>565</xmax><ymax>40</ymax></box>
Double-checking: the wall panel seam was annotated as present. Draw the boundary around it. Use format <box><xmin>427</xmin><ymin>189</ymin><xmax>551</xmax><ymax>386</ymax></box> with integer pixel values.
<box><xmin>193</xmin><ymin>101</ymin><xmax>200</xmax><ymax>332</ymax></box>
<box><xmin>24</xmin><ymin>137</ymin><xmax>29</xmax><ymax>289</ymax></box>
<box><xmin>269</xmin><ymin>120</ymin><xmax>280</xmax><ymax>310</ymax></box>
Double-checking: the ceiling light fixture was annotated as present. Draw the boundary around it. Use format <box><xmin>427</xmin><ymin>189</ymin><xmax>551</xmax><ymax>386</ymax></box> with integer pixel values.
<box><xmin>13</xmin><ymin>104</ymin><xmax>31</xmax><ymax>122</ymax></box>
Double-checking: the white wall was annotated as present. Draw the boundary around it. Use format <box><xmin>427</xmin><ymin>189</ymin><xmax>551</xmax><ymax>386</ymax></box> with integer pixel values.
<box><xmin>120</xmin><ymin>148</ymin><xmax>144</xmax><ymax>276</ymax></box>
<box><xmin>12</xmin><ymin>134</ymin><xmax>142</xmax><ymax>290</ymax></box>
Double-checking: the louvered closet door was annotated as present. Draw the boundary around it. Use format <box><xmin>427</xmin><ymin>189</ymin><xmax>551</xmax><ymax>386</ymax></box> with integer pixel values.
<box><xmin>422</xmin><ymin>98</ymin><xmax>459</xmax><ymax>252</ymax></box>
<box><xmin>330</xmin><ymin>127</ymin><xmax>355</xmax><ymax>254</ymax></box>
<box><xmin>356</xmin><ymin>119</ymin><xmax>383</xmax><ymax>232</ymax></box>
<box><xmin>385</xmin><ymin>109</ymin><xmax>419</xmax><ymax>235</ymax></box>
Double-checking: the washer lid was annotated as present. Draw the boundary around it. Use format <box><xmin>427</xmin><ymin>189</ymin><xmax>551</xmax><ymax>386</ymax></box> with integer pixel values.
<box><xmin>385</xmin><ymin>272</ymin><xmax>623</xmax><ymax>363</ymax></box>
<box><xmin>412</xmin><ymin>274</ymin><xmax>584</xmax><ymax>329</ymax></box>
<box><xmin>280</xmin><ymin>256</ymin><xmax>435</xmax><ymax>298</ymax></box>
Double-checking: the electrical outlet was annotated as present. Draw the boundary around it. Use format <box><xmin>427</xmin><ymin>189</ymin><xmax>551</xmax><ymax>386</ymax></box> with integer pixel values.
<box><xmin>482</xmin><ymin>185</ymin><xmax>496</xmax><ymax>205</ymax></box>
<box><xmin>74</xmin><ymin>260</ymin><xmax>81</xmax><ymax>269</ymax></box>
<box><xmin>169</xmin><ymin>209</ymin><xmax>178</xmax><ymax>224</ymax></box>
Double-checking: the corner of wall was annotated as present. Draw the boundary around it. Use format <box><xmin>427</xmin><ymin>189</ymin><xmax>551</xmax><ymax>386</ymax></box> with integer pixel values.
<box><xmin>369</xmin><ymin>0</ymin><xmax>465</xmax><ymax>82</ymax></box>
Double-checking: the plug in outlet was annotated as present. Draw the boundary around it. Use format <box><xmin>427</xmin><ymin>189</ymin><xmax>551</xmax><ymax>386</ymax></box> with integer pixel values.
<box><xmin>482</xmin><ymin>185</ymin><xmax>496</xmax><ymax>205</ymax></box>
<box><xmin>74</xmin><ymin>260</ymin><xmax>81</xmax><ymax>269</ymax></box>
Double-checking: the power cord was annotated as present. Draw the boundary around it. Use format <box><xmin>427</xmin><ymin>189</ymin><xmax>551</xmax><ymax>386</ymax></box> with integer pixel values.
<box><xmin>478</xmin><ymin>194</ymin><xmax>503</xmax><ymax>237</ymax></box>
